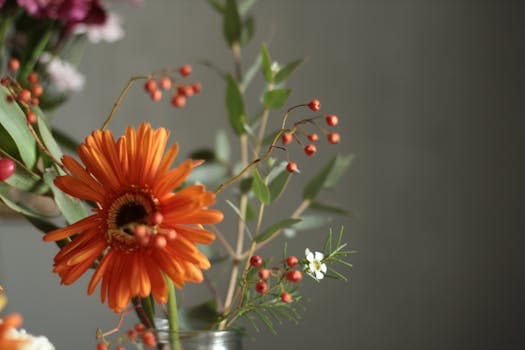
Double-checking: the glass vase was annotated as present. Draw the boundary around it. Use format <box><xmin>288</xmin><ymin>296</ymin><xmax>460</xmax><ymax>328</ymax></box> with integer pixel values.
<box><xmin>155</xmin><ymin>319</ymin><xmax>244</xmax><ymax>350</ymax></box>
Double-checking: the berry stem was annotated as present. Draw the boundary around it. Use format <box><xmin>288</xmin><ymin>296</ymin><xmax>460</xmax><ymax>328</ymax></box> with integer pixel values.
<box><xmin>101</xmin><ymin>75</ymin><xmax>149</xmax><ymax>131</ymax></box>
<box><xmin>26</xmin><ymin>122</ymin><xmax>66</xmax><ymax>172</ymax></box>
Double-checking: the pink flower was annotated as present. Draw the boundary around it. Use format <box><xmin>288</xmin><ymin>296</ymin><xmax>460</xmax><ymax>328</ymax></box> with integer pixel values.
<box><xmin>17</xmin><ymin>0</ymin><xmax>106</xmax><ymax>24</ymax></box>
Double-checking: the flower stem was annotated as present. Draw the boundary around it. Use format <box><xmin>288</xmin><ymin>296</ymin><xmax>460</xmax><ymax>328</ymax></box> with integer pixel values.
<box><xmin>100</xmin><ymin>75</ymin><xmax>149</xmax><ymax>131</ymax></box>
<box><xmin>166</xmin><ymin>276</ymin><xmax>181</xmax><ymax>350</ymax></box>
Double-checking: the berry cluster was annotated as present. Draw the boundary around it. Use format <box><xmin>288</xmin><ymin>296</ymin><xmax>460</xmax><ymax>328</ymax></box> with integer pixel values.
<box><xmin>96</xmin><ymin>323</ymin><xmax>157</xmax><ymax>350</ymax></box>
<box><xmin>143</xmin><ymin>64</ymin><xmax>202</xmax><ymax>108</ymax></box>
<box><xmin>283</xmin><ymin>99</ymin><xmax>341</xmax><ymax>173</ymax></box>
<box><xmin>249</xmin><ymin>254</ymin><xmax>304</xmax><ymax>304</ymax></box>
<box><xmin>1</xmin><ymin>58</ymin><xmax>43</xmax><ymax>125</ymax></box>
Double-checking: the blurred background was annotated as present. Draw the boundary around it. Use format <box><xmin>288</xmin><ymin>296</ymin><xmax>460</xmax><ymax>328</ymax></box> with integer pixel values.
<box><xmin>1</xmin><ymin>0</ymin><xmax>524</xmax><ymax>349</ymax></box>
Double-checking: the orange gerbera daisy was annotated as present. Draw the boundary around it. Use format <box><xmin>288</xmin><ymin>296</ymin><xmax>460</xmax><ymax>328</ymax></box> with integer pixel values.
<box><xmin>0</xmin><ymin>295</ymin><xmax>26</xmax><ymax>350</ymax></box>
<box><xmin>43</xmin><ymin>123</ymin><xmax>223</xmax><ymax>312</ymax></box>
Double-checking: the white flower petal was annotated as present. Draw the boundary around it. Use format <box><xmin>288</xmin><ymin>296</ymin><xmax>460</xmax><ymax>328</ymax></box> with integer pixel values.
<box><xmin>315</xmin><ymin>270</ymin><xmax>325</xmax><ymax>280</ymax></box>
<box><xmin>320</xmin><ymin>263</ymin><xmax>327</xmax><ymax>273</ymax></box>
<box><xmin>314</xmin><ymin>251</ymin><xmax>324</xmax><ymax>261</ymax></box>
<box><xmin>305</xmin><ymin>248</ymin><xmax>314</xmax><ymax>262</ymax></box>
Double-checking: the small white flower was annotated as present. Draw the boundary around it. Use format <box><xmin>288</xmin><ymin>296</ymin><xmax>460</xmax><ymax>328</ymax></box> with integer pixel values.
<box><xmin>305</xmin><ymin>248</ymin><xmax>327</xmax><ymax>280</ymax></box>
<box><xmin>40</xmin><ymin>53</ymin><xmax>85</xmax><ymax>93</ymax></box>
<box><xmin>5</xmin><ymin>327</ymin><xmax>55</xmax><ymax>350</ymax></box>
<box><xmin>74</xmin><ymin>13</ymin><xmax>125</xmax><ymax>44</ymax></box>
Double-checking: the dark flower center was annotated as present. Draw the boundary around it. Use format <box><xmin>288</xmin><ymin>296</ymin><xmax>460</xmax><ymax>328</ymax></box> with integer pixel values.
<box><xmin>115</xmin><ymin>202</ymin><xmax>148</xmax><ymax>228</ymax></box>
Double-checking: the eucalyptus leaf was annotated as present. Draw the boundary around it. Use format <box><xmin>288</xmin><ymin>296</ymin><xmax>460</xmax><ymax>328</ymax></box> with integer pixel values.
<box><xmin>252</xmin><ymin>169</ymin><xmax>270</xmax><ymax>204</ymax></box>
<box><xmin>268</xmin><ymin>168</ymin><xmax>291</xmax><ymax>202</ymax></box>
<box><xmin>215</xmin><ymin>130</ymin><xmax>230</xmax><ymax>163</ymax></box>
<box><xmin>0</xmin><ymin>86</ymin><xmax>37</xmax><ymax>168</ymax></box>
<box><xmin>242</xmin><ymin>54</ymin><xmax>262</xmax><ymax>89</ymax></box>
<box><xmin>43</xmin><ymin>168</ymin><xmax>88</xmax><ymax>224</ymax></box>
<box><xmin>302</xmin><ymin>154</ymin><xmax>353</xmax><ymax>200</ymax></box>
<box><xmin>36</xmin><ymin>111</ymin><xmax>64</xmax><ymax>168</ymax></box>
<box><xmin>255</xmin><ymin>218</ymin><xmax>301</xmax><ymax>242</ymax></box>
<box><xmin>226</xmin><ymin>74</ymin><xmax>247</xmax><ymax>135</ymax></box>
<box><xmin>223</xmin><ymin>0</ymin><xmax>242</xmax><ymax>46</ymax></box>
<box><xmin>0</xmin><ymin>183</ymin><xmax>52</xmax><ymax>219</ymax></box>
<box><xmin>262</xmin><ymin>89</ymin><xmax>291</xmax><ymax>109</ymax></box>
<box><xmin>309</xmin><ymin>201</ymin><xmax>349</xmax><ymax>215</ymax></box>
<box><xmin>189</xmin><ymin>149</ymin><xmax>216</xmax><ymax>162</ymax></box>
<box><xmin>294</xmin><ymin>215</ymin><xmax>326</xmax><ymax>231</ymax></box>
<box><xmin>274</xmin><ymin>59</ymin><xmax>304</xmax><ymax>84</ymax></box>
<box><xmin>5</xmin><ymin>168</ymin><xmax>47</xmax><ymax>194</ymax></box>
<box><xmin>260</xmin><ymin>43</ymin><xmax>273</xmax><ymax>83</ymax></box>
<box><xmin>239</xmin><ymin>0</ymin><xmax>258</xmax><ymax>15</ymax></box>
<box><xmin>240</xmin><ymin>16</ymin><xmax>255</xmax><ymax>46</ymax></box>
<box><xmin>52</xmin><ymin>128</ymin><xmax>79</xmax><ymax>153</ymax></box>
<box><xmin>207</xmin><ymin>0</ymin><xmax>224</xmax><ymax>13</ymax></box>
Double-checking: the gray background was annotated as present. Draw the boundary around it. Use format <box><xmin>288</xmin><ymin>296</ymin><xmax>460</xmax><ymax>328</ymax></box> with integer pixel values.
<box><xmin>1</xmin><ymin>0</ymin><xmax>524</xmax><ymax>349</ymax></box>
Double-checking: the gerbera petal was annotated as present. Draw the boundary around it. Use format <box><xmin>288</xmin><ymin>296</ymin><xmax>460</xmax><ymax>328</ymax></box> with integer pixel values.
<box><xmin>144</xmin><ymin>256</ymin><xmax>167</xmax><ymax>303</ymax></box>
<box><xmin>155</xmin><ymin>143</ymin><xmax>179</xmax><ymax>178</ymax></box>
<box><xmin>43</xmin><ymin>215</ymin><xmax>99</xmax><ymax>241</ymax></box>
<box><xmin>167</xmin><ymin>208</ymin><xmax>224</xmax><ymax>225</ymax></box>
<box><xmin>62</xmin><ymin>155</ymin><xmax>105</xmax><ymax>194</ymax></box>
<box><xmin>54</xmin><ymin>175</ymin><xmax>105</xmax><ymax>203</ymax></box>
<box><xmin>88</xmin><ymin>249</ymin><xmax>115</xmax><ymax>295</ymax></box>
<box><xmin>153</xmin><ymin>159</ymin><xmax>194</xmax><ymax>195</ymax></box>
<box><xmin>172</xmin><ymin>225</ymin><xmax>215</xmax><ymax>244</ymax></box>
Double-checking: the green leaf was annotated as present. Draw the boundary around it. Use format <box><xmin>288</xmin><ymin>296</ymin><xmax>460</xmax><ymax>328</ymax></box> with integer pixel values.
<box><xmin>239</xmin><ymin>0</ymin><xmax>258</xmax><ymax>15</ymax></box>
<box><xmin>223</xmin><ymin>0</ymin><xmax>242</xmax><ymax>46</ymax></box>
<box><xmin>309</xmin><ymin>201</ymin><xmax>349</xmax><ymax>215</ymax></box>
<box><xmin>255</xmin><ymin>218</ymin><xmax>301</xmax><ymax>242</ymax></box>
<box><xmin>260</xmin><ymin>43</ymin><xmax>273</xmax><ymax>83</ymax></box>
<box><xmin>253</xmin><ymin>309</ymin><xmax>276</xmax><ymax>334</ymax></box>
<box><xmin>262</xmin><ymin>89</ymin><xmax>291</xmax><ymax>109</ymax></box>
<box><xmin>225</xmin><ymin>74</ymin><xmax>247</xmax><ymax>135</ymax></box>
<box><xmin>0</xmin><ymin>184</ymin><xmax>52</xmax><ymax>219</ymax></box>
<box><xmin>0</xmin><ymin>86</ymin><xmax>37</xmax><ymax>168</ymax></box>
<box><xmin>36</xmin><ymin>111</ymin><xmax>64</xmax><ymax>166</ymax></box>
<box><xmin>239</xmin><ymin>177</ymin><xmax>253</xmax><ymax>194</ymax></box>
<box><xmin>274</xmin><ymin>59</ymin><xmax>304</xmax><ymax>84</ymax></box>
<box><xmin>293</xmin><ymin>215</ymin><xmax>327</xmax><ymax>231</ymax></box>
<box><xmin>268</xmin><ymin>168</ymin><xmax>291</xmax><ymax>202</ymax></box>
<box><xmin>43</xmin><ymin>168</ymin><xmax>88</xmax><ymax>224</ymax></box>
<box><xmin>242</xmin><ymin>54</ymin><xmax>262</xmax><ymax>89</ymax></box>
<box><xmin>5</xmin><ymin>168</ymin><xmax>47</xmax><ymax>194</ymax></box>
<box><xmin>252</xmin><ymin>169</ymin><xmax>270</xmax><ymax>204</ymax></box>
<box><xmin>52</xmin><ymin>128</ymin><xmax>79</xmax><ymax>153</ymax></box>
<box><xmin>178</xmin><ymin>300</ymin><xmax>219</xmax><ymax>330</ymax></box>
<box><xmin>190</xmin><ymin>149</ymin><xmax>216</xmax><ymax>162</ymax></box>
<box><xmin>240</xmin><ymin>16</ymin><xmax>255</xmax><ymax>47</ymax></box>
<box><xmin>302</xmin><ymin>154</ymin><xmax>353</xmax><ymax>200</ymax></box>
<box><xmin>215</xmin><ymin>130</ymin><xmax>231</xmax><ymax>163</ymax></box>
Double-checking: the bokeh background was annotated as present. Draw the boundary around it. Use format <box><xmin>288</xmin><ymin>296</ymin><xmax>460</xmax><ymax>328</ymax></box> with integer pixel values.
<box><xmin>1</xmin><ymin>0</ymin><xmax>524</xmax><ymax>349</ymax></box>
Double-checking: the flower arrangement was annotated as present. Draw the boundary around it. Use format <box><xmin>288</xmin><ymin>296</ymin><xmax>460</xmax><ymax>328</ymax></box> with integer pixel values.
<box><xmin>0</xmin><ymin>1</ymin><xmax>354</xmax><ymax>349</ymax></box>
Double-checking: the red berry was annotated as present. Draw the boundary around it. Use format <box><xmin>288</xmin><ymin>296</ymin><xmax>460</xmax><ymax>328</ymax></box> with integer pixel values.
<box><xmin>327</xmin><ymin>132</ymin><xmax>340</xmax><ymax>144</ymax></box>
<box><xmin>0</xmin><ymin>158</ymin><xmax>16</xmax><ymax>181</ymax></box>
<box><xmin>286</xmin><ymin>256</ymin><xmax>298</xmax><ymax>268</ymax></box>
<box><xmin>0</xmin><ymin>77</ymin><xmax>9</xmax><ymax>86</ymax></box>
<box><xmin>285</xmin><ymin>270</ymin><xmax>302</xmax><ymax>283</ymax></box>
<box><xmin>6</xmin><ymin>95</ymin><xmax>13</xmax><ymax>103</ymax></box>
<box><xmin>151</xmin><ymin>212</ymin><xmax>163</xmax><ymax>225</ymax></box>
<box><xmin>28</xmin><ymin>72</ymin><xmax>39</xmax><ymax>85</ymax></box>
<box><xmin>116</xmin><ymin>346</ymin><xmax>125</xmax><ymax>350</ymax></box>
<box><xmin>26</xmin><ymin>111</ymin><xmax>37</xmax><ymax>124</ymax></box>
<box><xmin>179</xmin><ymin>64</ymin><xmax>192</xmax><ymax>77</ymax></box>
<box><xmin>304</xmin><ymin>144</ymin><xmax>317</xmax><ymax>157</ymax></box>
<box><xmin>250</xmin><ymin>255</ymin><xmax>262</xmax><ymax>267</ymax></box>
<box><xmin>144</xmin><ymin>79</ymin><xmax>157</xmax><ymax>93</ymax></box>
<box><xmin>255</xmin><ymin>280</ymin><xmax>268</xmax><ymax>294</ymax></box>
<box><xmin>127</xmin><ymin>328</ymin><xmax>138</xmax><ymax>340</ymax></box>
<box><xmin>18</xmin><ymin>89</ymin><xmax>31</xmax><ymax>103</ymax></box>
<box><xmin>307</xmin><ymin>133</ymin><xmax>319</xmax><ymax>142</ymax></box>
<box><xmin>281</xmin><ymin>132</ymin><xmax>293</xmax><ymax>145</ymax></box>
<box><xmin>30</xmin><ymin>97</ymin><xmax>39</xmax><ymax>106</ymax></box>
<box><xmin>159</xmin><ymin>76</ymin><xmax>172</xmax><ymax>90</ymax></box>
<box><xmin>171</xmin><ymin>95</ymin><xmax>186</xmax><ymax>108</ymax></box>
<box><xmin>166</xmin><ymin>229</ymin><xmax>177</xmax><ymax>241</ymax></box>
<box><xmin>307</xmin><ymin>99</ymin><xmax>320</xmax><ymax>112</ymax></box>
<box><xmin>286</xmin><ymin>162</ymin><xmax>298</xmax><ymax>173</ymax></box>
<box><xmin>31</xmin><ymin>85</ymin><xmax>43</xmax><ymax>97</ymax></box>
<box><xmin>325</xmin><ymin>114</ymin><xmax>339</xmax><ymax>126</ymax></box>
<box><xmin>8</xmin><ymin>58</ymin><xmax>20</xmax><ymax>72</ymax></box>
<box><xmin>281</xmin><ymin>292</ymin><xmax>292</xmax><ymax>304</ymax></box>
<box><xmin>142</xmin><ymin>331</ymin><xmax>157</xmax><ymax>347</ymax></box>
<box><xmin>96</xmin><ymin>342</ymin><xmax>108</xmax><ymax>350</ymax></box>
<box><xmin>177</xmin><ymin>85</ymin><xmax>194</xmax><ymax>97</ymax></box>
<box><xmin>192</xmin><ymin>82</ymin><xmax>202</xmax><ymax>94</ymax></box>
<box><xmin>153</xmin><ymin>234</ymin><xmax>167</xmax><ymax>249</ymax></box>
<box><xmin>135</xmin><ymin>323</ymin><xmax>145</xmax><ymax>332</ymax></box>
<box><xmin>258</xmin><ymin>268</ymin><xmax>270</xmax><ymax>280</ymax></box>
<box><xmin>150</xmin><ymin>89</ymin><xmax>162</xmax><ymax>101</ymax></box>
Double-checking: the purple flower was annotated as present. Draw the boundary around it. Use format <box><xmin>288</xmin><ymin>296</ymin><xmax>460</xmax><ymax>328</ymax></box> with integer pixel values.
<box><xmin>0</xmin><ymin>0</ymin><xmax>6</xmax><ymax>8</ymax></box>
<box><xmin>17</xmin><ymin>0</ymin><xmax>106</xmax><ymax>24</ymax></box>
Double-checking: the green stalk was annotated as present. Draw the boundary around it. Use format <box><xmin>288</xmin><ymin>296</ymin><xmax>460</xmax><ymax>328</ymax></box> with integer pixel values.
<box><xmin>166</xmin><ymin>276</ymin><xmax>181</xmax><ymax>350</ymax></box>
<box><xmin>0</xmin><ymin>13</ymin><xmax>13</xmax><ymax>70</ymax></box>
